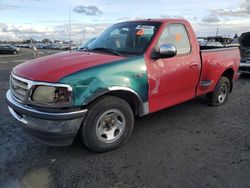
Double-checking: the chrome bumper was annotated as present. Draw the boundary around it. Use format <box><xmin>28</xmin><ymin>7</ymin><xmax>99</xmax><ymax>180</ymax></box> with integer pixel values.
<box><xmin>6</xmin><ymin>90</ymin><xmax>87</xmax><ymax>146</ymax></box>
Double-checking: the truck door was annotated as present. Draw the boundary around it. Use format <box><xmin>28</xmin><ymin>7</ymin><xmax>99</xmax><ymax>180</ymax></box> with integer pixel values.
<box><xmin>147</xmin><ymin>23</ymin><xmax>201</xmax><ymax>113</ymax></box>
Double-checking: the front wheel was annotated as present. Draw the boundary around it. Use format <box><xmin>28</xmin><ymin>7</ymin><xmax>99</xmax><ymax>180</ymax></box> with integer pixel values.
<box><xmin>80</xmin><ymin>96</ymin><xmax>134</xmax><ymax>152</ymax></box>
<box><xmin>208</xmin><ymin>76</ymin><xmax>230</xmax><ymax>106</ymax></box>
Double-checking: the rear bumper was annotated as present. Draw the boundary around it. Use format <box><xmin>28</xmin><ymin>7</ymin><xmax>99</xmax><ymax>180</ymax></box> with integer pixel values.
<box><xmin>6</xmin><ymin>90</ymin><xmax>87</xmax><ymax>146</ymax></box>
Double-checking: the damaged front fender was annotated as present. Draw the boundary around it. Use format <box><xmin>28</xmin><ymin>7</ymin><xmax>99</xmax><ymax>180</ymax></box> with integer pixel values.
<box><xmin>59</xmin><ymin>56</ymin><xmax>149</xmax><ymax>114</ymax></box>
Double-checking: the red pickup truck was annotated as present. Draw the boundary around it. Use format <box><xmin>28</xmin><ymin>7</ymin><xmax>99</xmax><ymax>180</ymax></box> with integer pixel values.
<box><xmin>6</xmin><ymin>19</ymin><xmax>240</xmax><ymax>152</ymax></box>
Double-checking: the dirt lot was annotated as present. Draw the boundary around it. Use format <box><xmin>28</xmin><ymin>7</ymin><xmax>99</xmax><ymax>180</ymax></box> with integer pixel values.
<box><xmin>0</xmin><ymin>48</ymin><xmax>250</xmax><ymax>188</ymax></box>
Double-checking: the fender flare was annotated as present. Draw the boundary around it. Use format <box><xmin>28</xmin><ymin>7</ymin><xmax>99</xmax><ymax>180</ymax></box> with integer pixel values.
<box><xmin>82</xmin><ymin>86</ymin><xmax>149</xmax><ymax>116</ymax></box>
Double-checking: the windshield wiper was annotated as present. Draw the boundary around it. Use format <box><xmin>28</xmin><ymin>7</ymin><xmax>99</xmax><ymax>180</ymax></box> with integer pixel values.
<box><xmin>90</xmin><ymin>47</ymin><xmax>122</xmax><ymax>56</ymax></box>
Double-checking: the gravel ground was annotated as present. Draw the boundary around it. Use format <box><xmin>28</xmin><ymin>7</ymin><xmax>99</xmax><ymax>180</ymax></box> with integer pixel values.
<box><xmin>0</xmin><ymin>49</ymin><xmax>250</xmax><ymax>188</ymax></box>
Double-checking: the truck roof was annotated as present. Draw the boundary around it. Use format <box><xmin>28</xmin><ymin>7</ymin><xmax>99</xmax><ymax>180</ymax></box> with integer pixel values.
<box><xmin>120</xmin><ymin>18</ymin><xmax>189</xmax><ymax>24</ymax></box>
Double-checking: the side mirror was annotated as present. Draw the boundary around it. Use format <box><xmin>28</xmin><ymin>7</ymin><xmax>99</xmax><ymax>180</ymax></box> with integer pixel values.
<box><xmin>157</xmin><ymin>44</ymin><xmax>177</xmax><ymax>58</ymax></box>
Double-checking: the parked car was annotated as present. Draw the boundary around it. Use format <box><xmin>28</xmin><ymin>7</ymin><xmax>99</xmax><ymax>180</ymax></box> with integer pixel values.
<box><xmin>238</xmin><ymin>32</ymin><xmax>250</xmax><ymax>74</ymax></box>
<box><xmin>6</xmin><ymin>19</ymin><xmax>240</xmax><ymax>152</ymax></box>
<box><xmin>49</xmin><ymin>44</ymin><xmax>62</xmax><ymax>50</ymax></box>
<box><xmin>35</xmin><ymin>43</ymin><xmax>46</xmax><ymax>49</ymax></box>
<box><xmin>200</xmin><ymin>41</ymin><xmax>224</xmax><ymax>47</ymax></box>
<box><xmin>198</xmin><ymin>40</ymin><xmax>208</xmax><ymax>46</ymax></box>
<box><xmin>78</xmin><ymin>38</ymin><xmax>96</xmax><ymax>50</ymax></box>
<box><xmin>0</xmin><ymin>45</ymin><xmax>19</xmax><ymax>54</ymax></box>
<box><xmin>226</xmin><ymin>39</ymin><xmax>240</xmax><ymax>47</ymax></box>
<box><xmin>19</xmin><ymin>44</ymin><xmax>32</xmax><ymax>48</ymax></box>
<box><xmin>10</xmin><ymin>45</ymin><xmax>21</xmax><ymax>52</ymax></box>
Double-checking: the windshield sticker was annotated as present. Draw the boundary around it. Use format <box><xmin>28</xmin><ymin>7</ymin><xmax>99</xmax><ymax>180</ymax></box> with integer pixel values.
<box><xmin>136</xmin><ymin>25</ymin><xmax>155</xmax><ymax>30</ymax></box>
<box><xmin>136</xmin><ymin>29</ymin><xmax>144</xmax><ymax>36</ymax></box>
<box><xmin>175</xmin><ymin>33</ymin><xmax>182</xmax><ymax>42</ymax></box>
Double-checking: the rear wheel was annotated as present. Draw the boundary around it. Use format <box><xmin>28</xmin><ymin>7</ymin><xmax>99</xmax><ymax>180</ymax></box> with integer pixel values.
<box><xmin>80</xmin><ymin>96</ymin><xmax>134</xmax><ymax>152</ymax></box>
<box><xmin>208</xmin><ymin>76</ymin><xmax>230</xmax><ymax>106</ymax></box>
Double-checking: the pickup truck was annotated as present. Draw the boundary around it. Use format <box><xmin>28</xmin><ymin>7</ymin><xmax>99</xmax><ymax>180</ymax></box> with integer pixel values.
<box><xmin>6</xmin><ymin>19</ymin><xmax>240</xmax><ymax>152</ymax></box>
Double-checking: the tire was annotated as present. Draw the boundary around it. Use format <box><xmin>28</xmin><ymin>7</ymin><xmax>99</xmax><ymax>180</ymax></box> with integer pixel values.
<box><xmin>80</xmin><ymin>96</ymin><xmax>134</xmax><ymax>152</ymax></box>
<box><xmin>208</xmin><ymin>76</ymin><xmax>230</xmax><ymax>106</ymax></box>
<box><xmin>13</xmin><ymin>51</ymin><xmax>17</xmax><ymax>55</ymax></box>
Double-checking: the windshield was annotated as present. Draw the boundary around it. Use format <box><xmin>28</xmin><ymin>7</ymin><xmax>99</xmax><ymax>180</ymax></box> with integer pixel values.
<box><xmin>87</xmin><ymin>21</ymin><xmax>160</xmax><ymax>56</ymax></box>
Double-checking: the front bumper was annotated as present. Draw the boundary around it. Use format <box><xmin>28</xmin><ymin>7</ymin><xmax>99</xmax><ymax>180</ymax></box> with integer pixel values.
<box><xmin>6</xmin><ymin>90</ymin><xmax>87</xmax><ymax>146</ymax></box>
<box><xmin>239</xmin><ymin>61</ymin><xmax>250</xmax><ymax>74</ymax></box>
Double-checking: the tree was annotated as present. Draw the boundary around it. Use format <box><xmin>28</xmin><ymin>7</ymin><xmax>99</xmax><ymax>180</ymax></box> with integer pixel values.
<box><xmin>42</xmin><ymin>39</ymin><xmax>52</xmax><ymax>44</ymax></box>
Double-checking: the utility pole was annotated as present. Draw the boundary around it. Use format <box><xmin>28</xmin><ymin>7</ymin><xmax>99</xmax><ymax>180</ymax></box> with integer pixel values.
<box><xmin>14</xmin><ymin>32</ymin><xmax>17</xmax><ymax>43</ymax></box>
<box><xmin>82</xmin><ymin>0</ymin><xmax>85</xmax><ymax>43</ymax></box>
<box><xmin>52</xmin><ymin>33</ymin><xmax>54</xmax><ymax>43</ymax></box>
<box><xmin>216</xmin><ymin>28</ymin><xmax>219</xmax><ymax>37</ymax></box>
<box><xmin>69</xmin><ymin>6</ymin><xmax>72</xmax><ymax>51</ymax></box>
<box><xmin>83</xmin><ymin>29</ymin><xmax>86</xmax><ymax>41</ymax></box>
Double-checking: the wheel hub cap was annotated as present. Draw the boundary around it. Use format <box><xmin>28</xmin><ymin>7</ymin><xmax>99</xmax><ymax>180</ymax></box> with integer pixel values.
<box><xmin>96</xmin><ymin>109</ymin><xmax>126</xmax><ymax>143</ymax></box>
<box><xmin>218</xmin><ymin>83</ymin><xmax>228</xmax><ymax>103</ymax></box>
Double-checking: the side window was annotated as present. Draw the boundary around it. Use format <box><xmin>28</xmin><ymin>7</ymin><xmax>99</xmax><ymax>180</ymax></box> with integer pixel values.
<box><xmin>156</xmin><ymin>24</ymin><xmax>191</xmax><ymax>55</ymax></box>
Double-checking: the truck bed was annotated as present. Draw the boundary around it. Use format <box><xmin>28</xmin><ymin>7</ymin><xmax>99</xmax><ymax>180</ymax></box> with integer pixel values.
<box><xmin>196</xmin><ymin>46</ymin><xmax>240</xmax><ymax>96</ymax></box>
<box><xmin>200</xmin><ymin>45</ymin><xmax>239</xmax><ymax>51</ymax></box>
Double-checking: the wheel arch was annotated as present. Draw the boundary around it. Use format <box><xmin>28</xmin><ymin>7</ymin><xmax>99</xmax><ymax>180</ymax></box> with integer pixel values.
<box><xmin>221</xmin><ymin>68</ymin><xmax>234</xmax><ymax>92</ymax></box>
<box><xmin>82</xmin><ymin>86</ymin><xmax>149</xmax><ymax>117</ymax></box>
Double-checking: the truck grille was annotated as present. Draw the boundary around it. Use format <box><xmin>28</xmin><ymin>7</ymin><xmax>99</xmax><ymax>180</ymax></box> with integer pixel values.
<box><xmin>10</xmin><ymin>75</ymin><xmax>29</xmax><ymax>102</ymax></box>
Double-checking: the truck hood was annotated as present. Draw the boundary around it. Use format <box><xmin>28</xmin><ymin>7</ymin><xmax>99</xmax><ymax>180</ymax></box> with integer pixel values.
<box><xmin>13</xmin><ymin>51</ymin><xmax>125</xmax><ymax>82</ymax></box>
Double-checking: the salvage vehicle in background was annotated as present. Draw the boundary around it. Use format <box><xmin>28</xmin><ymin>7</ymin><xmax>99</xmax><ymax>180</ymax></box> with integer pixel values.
<box><xmin>239</xmin><ymin>32</ymin><xmax>250</xmax><ymax>74</ymax></box>
<box><xmin>78</xmin><ymin>37</ymin><xmax>96</xmax><ymax>50</ymax></box>
<box><xmin>0</xmin><ymin>45</ymin><xmax>19</xmax><ymax>54</ymax></box>
<box><xmin>6</xmin><ymin>19</ymin><xmax>240</xmax><ymax>152</ymax></box>
<box><xmin>202</xmin><ymin>41</ymin><xmax>224</xmax><ymax>47</ymax></box>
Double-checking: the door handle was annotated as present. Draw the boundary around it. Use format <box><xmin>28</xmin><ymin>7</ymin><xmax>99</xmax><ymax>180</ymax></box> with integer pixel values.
<box><xmin>190</xmin><ymin>62</ymin><xmax>198</xmax><ymax>68</ymax></box>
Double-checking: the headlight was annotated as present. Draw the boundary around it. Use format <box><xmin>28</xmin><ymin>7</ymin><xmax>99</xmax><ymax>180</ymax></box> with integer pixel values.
<box><xmin>31</xmin><ymin>85</ymin><xmax>72</xmax><ymax>106</ymax></box>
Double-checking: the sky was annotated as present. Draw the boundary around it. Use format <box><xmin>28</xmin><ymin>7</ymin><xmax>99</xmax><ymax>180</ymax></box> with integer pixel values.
<box><xmin>0</xmin><ymin>0</ymin><xmax>250</xmax><ymax>42</ymax></box>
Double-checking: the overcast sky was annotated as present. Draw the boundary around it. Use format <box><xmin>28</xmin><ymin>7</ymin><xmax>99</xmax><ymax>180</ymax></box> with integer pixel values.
<box><xmin>0</xmin><ymin>0</ymin><xmax>250</xmax><ymax>42</ymax></box>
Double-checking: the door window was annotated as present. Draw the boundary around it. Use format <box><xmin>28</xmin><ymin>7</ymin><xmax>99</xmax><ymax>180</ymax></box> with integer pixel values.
<box><xmin>156</xmin><ymin>24</ymin><xmax>191</xmax><ymax>55</ymax></box>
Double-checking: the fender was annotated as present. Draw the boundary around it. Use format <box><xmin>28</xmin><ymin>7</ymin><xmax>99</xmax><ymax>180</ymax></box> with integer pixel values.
<box><xmin>82</xmin><ymin>86</ymin><xmax>149</xmax><ymax>116</ymax></box>
<box><xmin>59</xmin><ymin>56</ymin><xmax>149</xmax><ymax>116</ymax></box>
<box><xmin>108</xmin><ymin>86</ymin><xmax>149</xmax><ymax>116</ymax></box>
